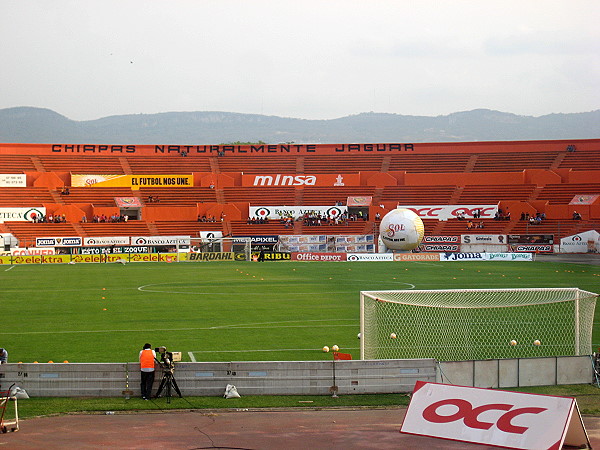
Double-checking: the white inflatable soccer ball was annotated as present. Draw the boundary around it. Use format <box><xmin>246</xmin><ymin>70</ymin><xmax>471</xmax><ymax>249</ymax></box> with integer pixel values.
<box><xmin>379</xmin><ymin>208</ymin><xmax>425</xmax><ymax>251</ymax></box>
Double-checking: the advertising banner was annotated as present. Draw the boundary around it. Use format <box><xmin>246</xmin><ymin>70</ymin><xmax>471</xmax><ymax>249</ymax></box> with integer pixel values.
<box><xmin>233</xmin><ymin>236</ymin><xmax>279</xmax><ymax>245</ymax></box>
<box><xmin>422</xmin><ymin>236</ymin><xmax>459</xmax><ymax>244</ymax></box>
<box><xmin>347</xmin><ymin>253</ymin><xmax>393</xmax><ymax>262</ymax></box>
<box><xmin>78</xmin><ymin>246</ymin><xmax>149</xmax><ymax>254</ymax></box>
<box><xmin>401</xmin><ymin>381</ymin><xmax>590</xmax><ymax>449</ymax></box>
<box><xmin>398</xmin><ymin>205</ymin><xmax>498</xmax><ymax>220</ymax></box>
<box><xmin>114</xmin><ymin>197</ymin><xmax>144</xmax><ymax>207</ymax></box>
<box><xmin>569</xmin><ymin>194</ymin><xmax>599</xmax><ymax>205</ymax></box>
<box><xmin>280</xmin><ymin>235</ymin><xmax>327</xmax><ymax>244</ymax></box>
<box><xmin>0</xmin><ymin>174</ymin><xmax>26</xmax><ymax>187</ymax></box>
<box><xmin>0</xmin><ymin>207</ymin><xmax>46</xmax><ymax>223</ymax></box>
<box><xmin>419</xmin><ymin>244</ymin><xmax>459</xmax><ymax>252</ymax></box>
<box><xmin>83</xmin><ymin>236</ymin><xmax>131</xmax><ymax>246</ymax></box>
<box><xmin>250</xmin><ymin>206</ymin><xmax>347</xmax><ymax>220</ymax></box>
<box><xmin>36</xmin><ymin>237</ymin><xmax>82</xmax><ymax>247</ymax></box>
<box><xmin>250</xmin><ymin>251</ymin><xmax>290</xmax><ymax>261</ymax></box>
<box><xmin>292</xmin><ymin>252</ymin><xmax>347</xmax><ymax>262</ymax></box>
<box><xmin>243</xmin><ymin>173</ymin><xmax>360</xmax><ymax>187</ymax></box>
<box><xmin>199</xmin><ymin>231</ymin><xmax>223</xmax><ymax>240</ymax></box>
<box><xmin>394</xmin><ymin>253</ymin><xmax>440</xmax><ymax>262</ymax></box>
<box><xmin>559</xmin><ymin>230</ymin><xmax>600</xmax><ymax>253</ymax></box>
<box><xmin>508</xmin><ymin>234</ymin><xmax>554</xmax><ymax>244</ymax></box>
<box><xmin>334</xmin><ymin>235</ymin><xmax>374</xmax><ymax>243</ymax></box>
<box><xmin>187</xmin><ymin>252</ymin><xmax>245</xmax><ymax>261</ymax></box>
<box><xmin>3</xmin><ymin>247</ymin><xmax>56</xmax><ymax>256</ymax></box>
<box><xmin>440</xmin><ymin>252</ymin><xmax>533</xmax><ymax>261</ymax></box>
<box><xmin>346</xmin><ymin>196</ymin><xmax>372</xmax><ymax>206</ymax></box>
<box><xmin>335</xmin><ymin>244</ymin><xmax>375</xmax><ymax>253</ymax></box>
<box><xmin>283</xmin><ymin>244</ymin><xmax>327</xmax><ymax>252</ymax></box>
<box><xmin>131</xmin><ymin>236</ymin><xmax>190</xmax><ymax>246</ymax></box>
<box><xmin>71</xmin><ymin>174</ymin><xmax>194</xmax><ymax>190</ymax></box>
<box><xmin>461</xmin><ymin>234</ymin><xmax>506</xmax><ymax>245</ymax></box>
<box><xmin>510</xmin><ymin>244</ymin><xmax>553</xmax><ymax>253</ymax></box>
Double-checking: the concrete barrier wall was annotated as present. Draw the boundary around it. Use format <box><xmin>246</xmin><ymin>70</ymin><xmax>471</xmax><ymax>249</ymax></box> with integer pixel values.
<box><xmin>437</xmin><ymin>355</ymin><xmax>594</xmax><ymax>388</ymax></box>
<box><xmin>0</xmin><ymin>359</ymin><xmax>436</xmax><ymax>398</ymax></box>
<box><xmin>0</xmin><ymin>356</ymin><xmax>591</xmax><ymax>398</ymax></box>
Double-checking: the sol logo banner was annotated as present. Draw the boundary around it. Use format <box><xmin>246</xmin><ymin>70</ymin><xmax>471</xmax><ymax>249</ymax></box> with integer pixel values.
<box><xmin>400</xmin><ymin>381</ymin><xmax>590</xmax><ymax>449</ymax></box>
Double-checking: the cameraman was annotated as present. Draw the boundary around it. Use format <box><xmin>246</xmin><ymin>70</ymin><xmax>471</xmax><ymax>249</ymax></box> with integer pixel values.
<box><xmin>139</xmin><ymin>343</ymin><xmax>156</xmax><ymax>400</ymax></box>
<box><xmin>0</xmin><ymin>348</ymin><xmax>7</xmax><ymax>364</ymax></box>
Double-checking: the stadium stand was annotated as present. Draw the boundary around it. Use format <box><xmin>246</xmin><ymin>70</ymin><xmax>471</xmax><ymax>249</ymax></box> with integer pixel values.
<box><xmin>1</xmin><ymin>139</ymin><xmax>599</xmax><ymax>248</ymax></box>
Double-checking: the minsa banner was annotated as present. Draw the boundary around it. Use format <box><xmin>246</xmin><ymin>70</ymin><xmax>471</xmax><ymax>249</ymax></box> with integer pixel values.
<box><xmin>398</xmin><ymin>205</ymin><xmax>498</xmax><ymax>220</ymax></box>
<box><xmin>0</xmin><ymin>174</ymin><xmax>26</xmax><ymax>187</ymax></box>
<box><xmin>243</xmin><ymin>173</ymin><xmax>360</xmax><ymax>187</ymax></box>
<box><xmin>401</xmin><ymin>381</ymin><xmax>590</xmax><ymax>449</ymax></box>
<box><xmin>0</xmin><ymin>207</ymin><xmax>46</xmax><ymax>223</ymax></box>
<box><xmin>71</xmin><ymin>174</ymin><xmax>194</xmax><ymax>190</ymax></box>
<box><xmin>250</xmin><ymin>206</ymin><xmax>347</xmax><ymax>220</ymax></box>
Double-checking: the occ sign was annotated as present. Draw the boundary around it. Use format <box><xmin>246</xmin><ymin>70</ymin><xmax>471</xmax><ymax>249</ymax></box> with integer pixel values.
<box><xmin>401</xmin><ymin>381</ymin><xmax>586</xmax><ymax>449</ymax></box>
<box><xmin>422</xmin><ymin>398</ymin><xmax>545</xmax><ymax>434</ymax></box>
<box><xmin>400</xmin><ymin>205</ymin><xmax>498</xmax><ymax>220</ymax></box>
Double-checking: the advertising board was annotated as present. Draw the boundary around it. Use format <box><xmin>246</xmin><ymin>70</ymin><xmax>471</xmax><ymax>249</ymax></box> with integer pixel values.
<box><xmin>401</xmin><ymin>381</ymin><xmax>590</xmax><ymax>449</ymax></box>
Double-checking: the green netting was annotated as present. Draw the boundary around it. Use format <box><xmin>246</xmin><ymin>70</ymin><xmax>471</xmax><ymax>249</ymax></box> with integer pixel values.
<box><xmin>360</xmin><ymin>288</ymin><xmax>597</xmax><ymax>361</ymax></box>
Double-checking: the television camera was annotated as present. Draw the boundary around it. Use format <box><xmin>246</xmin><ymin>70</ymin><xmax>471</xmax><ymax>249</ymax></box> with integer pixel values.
<box><xmin>154</xmin><ymin>346</ymin><xmax>182</xmax><ymax>402</ymax></box>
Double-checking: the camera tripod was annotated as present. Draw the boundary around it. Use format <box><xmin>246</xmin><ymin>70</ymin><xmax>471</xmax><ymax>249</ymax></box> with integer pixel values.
<box><xmin>155</xmin><ymin>364</ymin><xmax>182</xmax><ymax>404</ymax></box>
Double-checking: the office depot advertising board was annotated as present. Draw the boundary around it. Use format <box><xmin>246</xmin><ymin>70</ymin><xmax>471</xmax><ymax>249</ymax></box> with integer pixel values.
<box><xmin>401</xmin><ymin>381</ymin><xmax>590</xmax><ymax>449</ymax></box>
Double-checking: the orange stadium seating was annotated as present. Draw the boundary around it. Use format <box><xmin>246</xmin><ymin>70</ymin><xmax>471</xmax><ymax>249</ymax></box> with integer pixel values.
<box><xmin>1</xmin><ymin>139</ymin><xmax>599</xmax><ymax>246</ymax></box>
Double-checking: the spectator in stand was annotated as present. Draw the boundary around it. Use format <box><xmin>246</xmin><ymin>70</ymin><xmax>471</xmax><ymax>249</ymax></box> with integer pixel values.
<box><xmin>466</xmin><ymin>220</ymin><xmax>473</xmax><ymax>230</ymax></box>
<box><xmin>573</xmin><ymin>211</ymin><xmax>582</xmax><ymax>220</ymax></box>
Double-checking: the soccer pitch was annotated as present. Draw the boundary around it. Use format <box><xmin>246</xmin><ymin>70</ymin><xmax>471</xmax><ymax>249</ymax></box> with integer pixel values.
<box><xmin>1</xmin><ymin>260</ymin><xmax>599</xmax><ymax>364</ymax></box>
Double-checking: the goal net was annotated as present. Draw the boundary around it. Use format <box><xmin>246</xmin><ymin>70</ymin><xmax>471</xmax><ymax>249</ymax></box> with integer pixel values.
<box><xmin>360</xmin><ymin>288</ymin><xmax>598</xmax><ymax>361</ymax></box>
<box><xmin>189</xmin><ymin>237</ymin><xmax>251</xmax><ymax>261</ymax></box>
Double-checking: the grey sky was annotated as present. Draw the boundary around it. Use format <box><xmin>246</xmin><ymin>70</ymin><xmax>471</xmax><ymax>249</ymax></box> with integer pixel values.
<box><xmin>1</xmin><ymin>0</ymin><xmax>599</xmax><ymax>121</ymax></box>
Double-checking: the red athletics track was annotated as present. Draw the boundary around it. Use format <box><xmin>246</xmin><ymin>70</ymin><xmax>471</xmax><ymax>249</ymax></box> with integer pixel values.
<box><xmin>2</xmin><ymin>407</ymin><xmax>600</xmax><ymax>449</ymax></box>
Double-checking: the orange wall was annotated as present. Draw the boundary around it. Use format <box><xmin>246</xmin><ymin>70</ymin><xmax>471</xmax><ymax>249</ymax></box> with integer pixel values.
<box><xmin>404</xmin><ymin>171</ymin><xmax>525</xmax><ymax>186</ymax></box>
<box><xmin>143</xmin><ymin>206</ymin><xmax>197</xmax><ymax>222</ymax></box>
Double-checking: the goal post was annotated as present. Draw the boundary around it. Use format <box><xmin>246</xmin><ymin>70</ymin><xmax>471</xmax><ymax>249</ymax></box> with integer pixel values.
<box><xmin>360</xmin><ymin>288</ymin><xmax>598</xmax><ymax>361</ymax></box>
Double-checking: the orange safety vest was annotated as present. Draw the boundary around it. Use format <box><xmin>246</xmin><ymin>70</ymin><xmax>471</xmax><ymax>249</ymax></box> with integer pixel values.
<box><xmin>140</xmin><ymin>349</ymin><xmax>155</xmax><ymax>369</ymax></box>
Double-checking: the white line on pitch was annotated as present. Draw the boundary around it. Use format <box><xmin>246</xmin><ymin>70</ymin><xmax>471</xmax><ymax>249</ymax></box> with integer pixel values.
<box><xmin>188</xmin><ymin>351</ymin><xmax>196</xmax><ymax>362</ymax></box>
<box><xmin>190</xmin><ymin>347</ymin><xmax>360</xmax><ymax>353</ymax></box>
<box><xmin>4</xmin><ymin>265</ymin><xmax>15</xmax><ymax>271</ymax></box>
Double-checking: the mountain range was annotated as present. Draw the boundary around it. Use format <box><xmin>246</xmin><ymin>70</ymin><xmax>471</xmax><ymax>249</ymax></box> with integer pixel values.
<box><xmin>1</xmin><ymin>106</ymin><xmax>598</xmax><ymax>144</ymax></box>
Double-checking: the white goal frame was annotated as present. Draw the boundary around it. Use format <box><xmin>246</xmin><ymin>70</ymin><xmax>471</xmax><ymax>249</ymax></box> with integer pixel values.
<box><xmin>360</xmin><ymin>287</ymin><xmax>598</xmax><ymax>361</ymax></box>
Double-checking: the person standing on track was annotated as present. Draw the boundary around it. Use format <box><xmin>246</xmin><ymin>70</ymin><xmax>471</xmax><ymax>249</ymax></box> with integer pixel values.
<box><xmin>0</xmin><ymin>348</ymin><xmax>7</xmax><ymax>364</ymax></box>
<box><xmin>139</xmin><ymin>343</ymin><xmax>156</xmax><ymax>400</ymax></box>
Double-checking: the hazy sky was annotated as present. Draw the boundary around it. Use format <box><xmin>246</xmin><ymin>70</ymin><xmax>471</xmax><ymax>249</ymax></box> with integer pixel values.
<box><xmin>2</xmin><ymin>0</ymin><xmax>599</xmax><ymax>121</ymax></box>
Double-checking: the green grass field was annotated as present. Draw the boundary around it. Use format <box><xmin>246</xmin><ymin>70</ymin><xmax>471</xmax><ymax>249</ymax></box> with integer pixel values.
<box><xmin>1</xmin><ymin>259</ymin><xmax>599</xmax><ymax>364</ymax></box>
